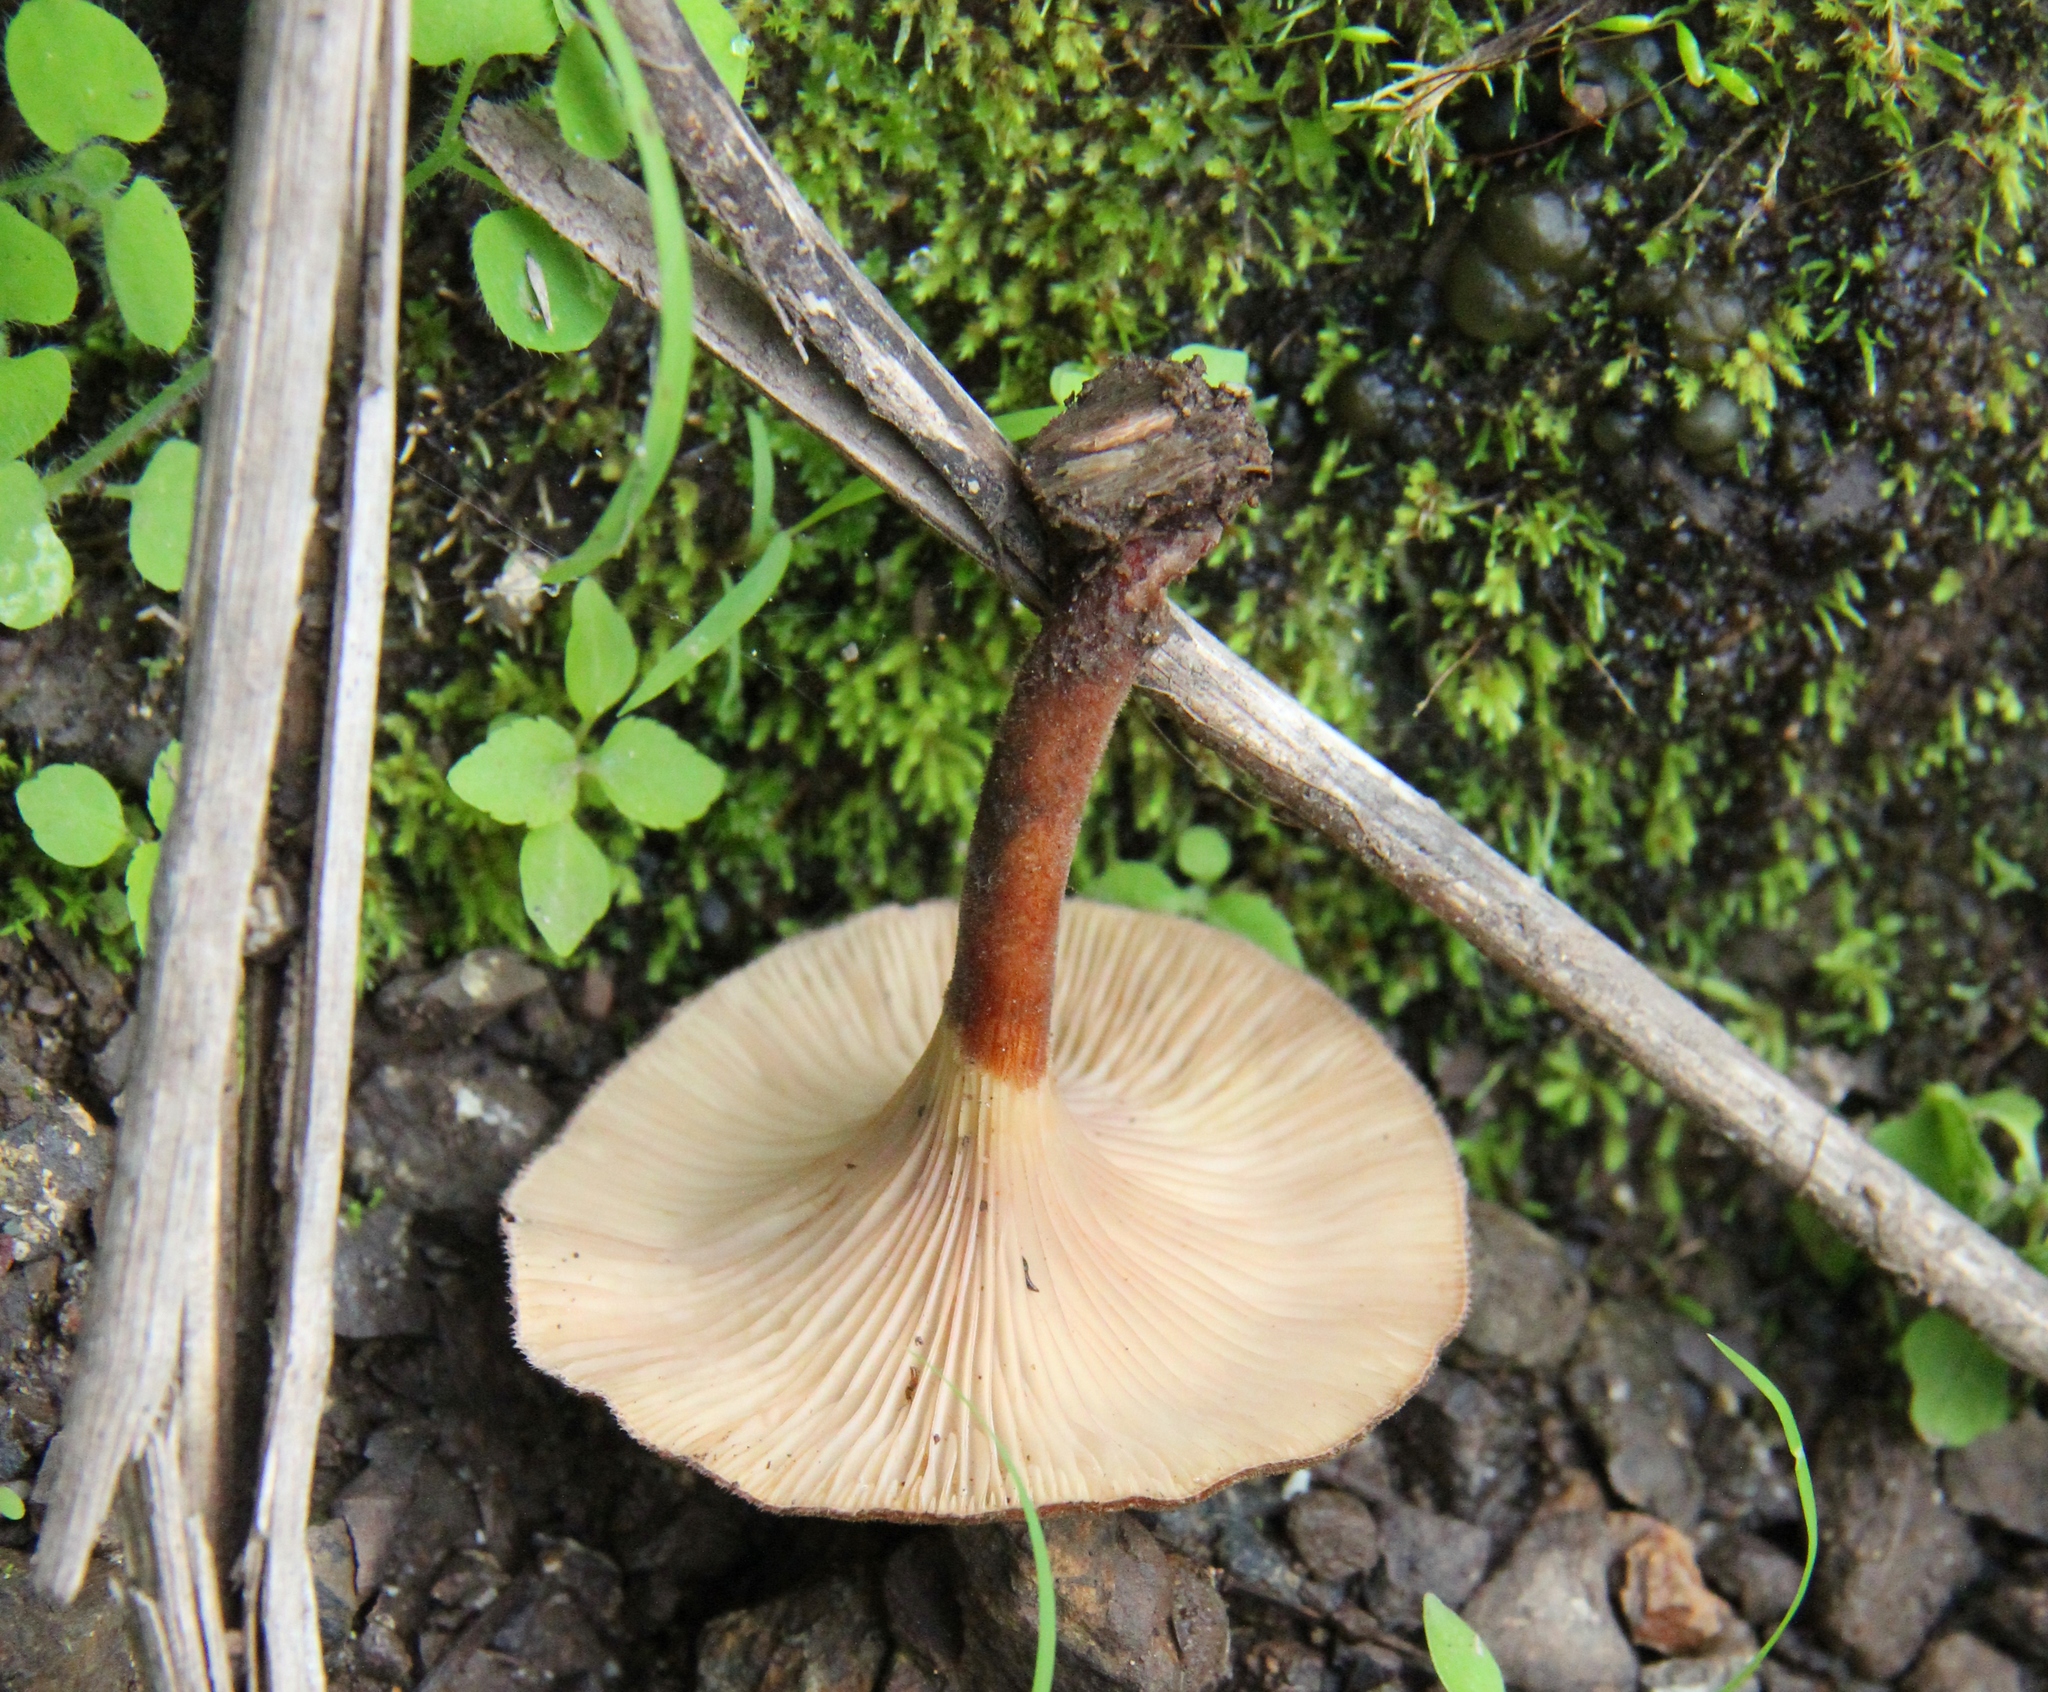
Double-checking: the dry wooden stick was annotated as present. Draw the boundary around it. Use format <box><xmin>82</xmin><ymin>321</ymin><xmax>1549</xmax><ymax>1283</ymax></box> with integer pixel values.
<box><xmin>480</xmin><ymin>29</ymin><xmax>2048</xmax><ymax>1381</ymax></box>
<box><xmin>35</xmin><ymin>0</ymin><xmax>382</xmax><ymax>1607</ymax></box>
<box><xmin>243</xmin><ymin>2</ymin><xmax>407</xmax><ymax>1686</ymax></box>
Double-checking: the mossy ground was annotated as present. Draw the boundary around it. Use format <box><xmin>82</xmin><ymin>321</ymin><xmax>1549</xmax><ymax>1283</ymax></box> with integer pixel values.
<box><xmin>6</xmin><ymin>0</ymin><xmax>2047</xmax><ymax>1325</ymax></box>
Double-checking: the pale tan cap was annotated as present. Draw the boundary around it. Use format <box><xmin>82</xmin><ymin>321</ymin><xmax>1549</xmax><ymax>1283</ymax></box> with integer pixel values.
<box><xmin>505</xmin><ymin>899</ymin><xmax>1468</xmax><ymax>1518</ymax></box>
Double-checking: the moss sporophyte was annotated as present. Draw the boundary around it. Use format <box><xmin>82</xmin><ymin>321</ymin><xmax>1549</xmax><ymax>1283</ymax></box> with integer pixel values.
<box><xmin>500</xmin><ymin>359</ymin><xmax>1470</xmax><ymax>1518</ymax></box>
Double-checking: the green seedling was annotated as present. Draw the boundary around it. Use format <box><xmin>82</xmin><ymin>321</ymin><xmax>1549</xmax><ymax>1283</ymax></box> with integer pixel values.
<box><xmin>107</xmin><ymin>436</ymin><xmax>200</xmax><ymax>593</ymax></box>
<box><xmin>1427</xmin><ymin>1336</ymin><xmax>1814</xmax><ymax>1692</ymax></box>
<box><xmin>1088</xmin><ymin>825</ymin><xmax>1305</xmax><ymax>968</ymax></box>
<box><xmin>1790</xmin><ymin>1082</ymin><xmax>2044</xmax><ymax>1445</ymax></box>
<box><xmin>0</xmin><ymin>1483</ymin><xmax>24</xmax><ymax>1521</ymax></box>
<box><xmin>447</xmin><ymin>580</ymin><xmax>724</xmax><ymax>955</ymax></box>
<box><xmin>912</xmin><ymin>1352</ymin><xmax>1056</xmax><ymax>1692</ymax></box>
<box><xmin>471</xmin><ymin>206</ymin><xmax>618</xmax><ymax>353</ymax></box>
<box><xmin>12</xmin><ymin>741</ymin><xmax>179</xmax><ymax>949</ymax></box>
<box><xmin>1</xmin><ymin>0</ymin><xmax>201</xmax><ymax>628</ymax></box>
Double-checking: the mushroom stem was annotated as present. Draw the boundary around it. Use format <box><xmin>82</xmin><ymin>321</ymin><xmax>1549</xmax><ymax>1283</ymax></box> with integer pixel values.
<box><xmin>945</xmin><ymin>523</ymin><xmax>1220</xmax><ymax>1081</ymax></box>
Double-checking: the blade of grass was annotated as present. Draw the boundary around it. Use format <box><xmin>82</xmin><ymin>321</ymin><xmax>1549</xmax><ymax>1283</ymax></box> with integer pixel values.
<box><xmin>911</xmin><ymin>1350</ymin><xmax>1056</xmax><ymax>1692</ymax></box>
<box><xmin>1707</xmin><ymin>1337</ymin><xmax>1817</xmax><ymax>1692</ymax></box>
<box><xmin>620</xmin><ymin>528</ymin><xmax>791</xmax><ymax>713</ymax></box>
<box><xmin>545</xmin><ymin>0</ymin><xmax>693</xmax><ymax>584</ymax></box>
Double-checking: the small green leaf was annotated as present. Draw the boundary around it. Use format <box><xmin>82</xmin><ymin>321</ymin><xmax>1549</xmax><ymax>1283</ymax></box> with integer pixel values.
<box><xmin>564</xmin><ymin>578</ymin><xmax>637</xmax><ymax>721</ymax></box>
<box><xmin>0</xmin><ymin>204</ymin><xmax>78</xmax><ymax>326</ymax></box>
<box><xmin>590</xmin><ymin>717</ymin><xmax>724</xmax><ymax>830</ymax></box>
<box><xmin>146</xmin><ymin>739</ymin><xmax>180</xmax><ymax>832</ymax></box>
<box><xmin>0</xmin><ymin>1483</ymin><xmax>23</xmax><ymax>1522</ymax></box>
<box><xmin>104</xmin><ymin>177</ymin><xmax>195</xmax><ymax>351</ymax></box>
<box><xmin>126</xmin><ymin>839</ymin><xmax>159</xmax><ymax>949</ymax></box>
<box><xmin>1785</xmin><ymin>1198</ymin><xmax>1863</xmax><ymax>1289</ymax></box>
<box><xmin>1175</xmin><ymin>826</ymin><xmax>1232</xmax><ymax>886</ymax></box>
<box><xmin>471</xmin><ymin>206</ymin><xmax>618</xmax><ymax>353</ymax></box>
<box><xmin>4</xmin><ymin>0</ymin><xmax>168</xmax><ymax>152</ymax></box>
<box><xmin>0</xmin><ymin>459</ymin><xmax>72</xmax><ymax>631</ymax></box>
<box><xmin>127</xmin><ymin>436</ymin><xmax>199</xmax><ymax>591</ymax></box>
<box><xmin>1088</xmin><ymin>860</ymin><xmax>1189</xmax><ymax>915</ymax></box>
<box><xmin>0</xmin><ymin>346</ymin><xmax>73</xmax><ymax>460</ymax></box>
<box><xmin>1711</xmin><ymin>61</ymin><xmax>1762</xmax><ymax>105</ymax></box>
<box><xmin>1872</xmin><ymin>1086</ymin><xmax>2004</xmax><ymax>1220</ymax></box>
<box><xmin>61</xmin><ymin>142</ymin><xmax>130</xmax><ymax>201</ymax></box>
<box><xmin>1205</xmin><ymin>889</ymin><xmax>1306</xmax><ymax>968</ymax></box>
<box><xmin>1422</xmin><ymin>1595</ymin><xmax>1504</xmax><ymax>1692</ymax></box>
<box><xmin>520</xmin><ymin>817</ymin><xmax>612</xmax><ymax>955</ymax></box>
<box><xmin>1048</xmin><ymin>362</ymin><xmax>1097</xmax><ymax>405</ymax></box>
<box><xmin>1970</xmin><ymin>1088</ymin><xmax>2043</xmax><ymax>1183</ymax></box>
<box><xmin>1170</xmin><ymin>343</ymin><xmax>1251</xmax><ymax>392</ymax></box>
<box><xmin>446</xmin><ymin>715</ymin><xmax>580</xmax><ymax>827</ymax></box>
<box><xmin>552</xmin><ymin>22</ymin><xmax>628</xmax><ymax>160</ymax></box>
<box><xmin>676</xmin><ymin>0</ymin><xmax>751</xmax><ymax>101</ymax></box>
<box><xmin>1673</xmin><ymin>22</ymin><xmax>1706</xmax><ymax>84</ymax></box>
<box><xmin>622</xmin><ymin>529</ymin><xmax>793</xmax><ymax>713</ymax></box>
<box><xmin>16</xmin><ymin>762</ymin><xmax>128</xmax><ymax>865</ymax></box>
<box><xmin>410</xmin><ymin>0</ymin><xmax>557</xmax><ymax>66</ymax></box>
<box><xmin>1901</xmin><ymin>1310</ymin><xmax>2011</xmax><ymax>1448</ymax></box>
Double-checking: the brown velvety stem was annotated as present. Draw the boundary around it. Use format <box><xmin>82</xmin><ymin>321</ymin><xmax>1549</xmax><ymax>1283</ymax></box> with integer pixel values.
<box><xmin>945</xmin><ymin>525</ymin><xmax>1218</xmax><ymax>1081</ymax></box>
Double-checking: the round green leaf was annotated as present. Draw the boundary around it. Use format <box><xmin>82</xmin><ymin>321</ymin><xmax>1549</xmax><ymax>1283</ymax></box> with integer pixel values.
<box><xmin>1205</xmin><ymin>889</ymin><xmax>1306</xmax><ymax>968</ymax></box>
<box><xmin>1901</xmin><ymin>1310</ymin><xmax>2012</xmax><ymax>1448</ymax></box>
<box><xmin>61</xmin><ymin>143</ymin><xmax>131</xmax><ymax>201</ymax></box>
<box><xmin>1174</xmin><ymin>825</ymin><xmax>1232</xmax><ymax>886</ymax></box>
<box><xmin>125</xmin><ymin>839</ymin><xmax>159</xmax><ymax>949</ymax></box>
<box><xmin>104</xmin><ymin>177</ymin><xmax>195</xmax><ymax>351</ymax></box>
<box><xmin>16</xmin><ymin>762</ymin><xmax>128</xmax><ymax>866</ymax></box>
<box><xmin>676</xmin><ymin>0</ymin><xmax>751</xmax><ymax>101</ymax></box>
<box><xmin>520</xmin><ymin>817</ymin><xmax>612</xmax><ymax>955</ymax></box>
<box><xmin>128</xmin><ymin>436</ymin><xmax>199</xmax><ymax>591</ymax></box>
<box><xmin>411</xmin><ymin>0</ymin><xmax>558</xmax><ymax>66</ymax></box>
<box><xmin>1170</xmin><ymin>343</ymin><xmax>1252</xmax><ymax>392</ymax></box>
<box><xmin>446</xmin><ymin>714</ymin><xmax>580</xmax><ymax>827</ymax></box>
<box><xmin>471</xmin><ymin>207</ymin><xmax>617</xmax><ymax>353</ymax></box>
<box><xmin>0</xmin><ymin>204</ymin><xmax>78</xmax><ymax>326</ymax></box>
<box><xmin>146</xmin><ymin>738</ymin><xmax>181</xmax><ymax>831</ymax></box>
<box><xmin>590</xmin><ymin>718</ymin><xmax>723</xmax><ymax>830</ymax></box>
<box><xmin>565</xmin><ymin>578</ymin><xmax>636</xmax><ymax>721</ymax></box>
<box><xmin>1087</xmin><ymin>859</ymin><xmax>1189</xmax><ymax>915</ymax></box>
<box><xmin>0</xmin><ymin>1484</ymin><xmax>24</xmax><ymax>1522</ymax></box>
<box><xmin>4</xmin><ymin>0</ymin><xmax>168</xmax><ymax>152</ymax></box>
<box><xmin>553</xmin><ymin>23</ymin><xmax>628</xmax><ymax>161</ymax></box>
<box><xmin>0</xmin><ymin>458</ymin><xmax>72</xmax><ymax>631</ymax></box>
<box><xmin>0</xmin><ymin>346</ymin><xmax>73</xmax><ymax>460</ymax></box>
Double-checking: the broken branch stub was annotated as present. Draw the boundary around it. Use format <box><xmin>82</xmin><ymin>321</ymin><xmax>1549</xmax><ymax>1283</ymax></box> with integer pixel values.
<box><xmin>484</xmin><ymin>21</ymin><xmax>2048</xmax><ymax>1382</ymax></box>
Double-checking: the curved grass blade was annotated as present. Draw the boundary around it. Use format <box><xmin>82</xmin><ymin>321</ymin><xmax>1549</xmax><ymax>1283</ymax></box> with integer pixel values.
<box><xmin>619</xmin><ymin>529</ymin><xmax>789</xmax><ymax>713</ymax></box>
<box><xmin>546</xmin><ymin>0</ymin><xmax>693</xmax><ymax>584</ymax></box>
<box><xmin>911</xmin><ymin>1351</ymin><xmax>1056</xmax><ymax>1692</ymax></box>
<box><xmin>1707</xmin><ymin>1336</ymin><xmax>1817</xmax><ymax>1692</ymax></box>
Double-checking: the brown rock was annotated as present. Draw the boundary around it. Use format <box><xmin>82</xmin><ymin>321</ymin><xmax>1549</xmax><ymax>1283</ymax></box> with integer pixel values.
<box><xmin>953</xmin><ymin>1514</ymin><xmax>1228</xmax><ymax>1692</ymax></box>
<box><xmin>1614</xmin><ymin>1518</ymin><xmax>1739</xmax><ymax>1656</ymax></box>
<box><xmin>698</xmin><ymin>1576</ymin><xmax>889</xmax><ymax>1692</ymax></box>
<box><xmin>1462</xmin><ymin>1508</ymin><xmax>1638</xmax><ymax>1692</ymax></box>
<box><xmin>1812</xmin><ymin>1411</ymin><xmax>1983</xmax><ymax>1679</ymax></box>
<box><xmin>1903</xmin><ymin>1632</ymin><xmax>2026</xmax><ymax>1692</ymax></box>
<box><xmin>1285</xmin><ymin>1490</ymin><xmax>1380</xmax><ymax>1582</ymax></box>
<box><xmin>1941</xmin><ymin>1413</ymin><xmax>2048</xmax><ymax>1541</ymax></box>
<box><xmin>1461</xmin><ymin>1201</ymin><xmax>1591</xmax><ymax>1371</ymax></box>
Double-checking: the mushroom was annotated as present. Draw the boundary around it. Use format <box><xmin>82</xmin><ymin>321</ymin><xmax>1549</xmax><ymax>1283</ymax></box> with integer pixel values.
<box><xmin>505</xmin><ymin>359</ymin><xmax>1469</xmax><ymax>1518</ymax></box>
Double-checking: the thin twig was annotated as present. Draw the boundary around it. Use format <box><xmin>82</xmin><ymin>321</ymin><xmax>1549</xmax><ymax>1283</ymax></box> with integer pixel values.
<box><xmin>484</xmin><ymin>11</ymin><xmax>2048</xmax><ymax>1384</ymax></box>
<box><xmin>34</xmin><ymin>0</ymin><xmax>384</xmax><ymax>1607</ymax></box>
<box><xmin>245</xmin><ymin>1</ymin><xmax>407</xmax><ymax>1686</ymax></box>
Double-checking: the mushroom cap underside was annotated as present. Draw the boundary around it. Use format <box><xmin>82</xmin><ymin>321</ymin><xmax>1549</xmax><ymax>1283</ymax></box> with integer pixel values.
<box><xmin>505</xmin><ymin>899</ymin><xmax>1469</xmax><ymax>1519</ymax></box>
